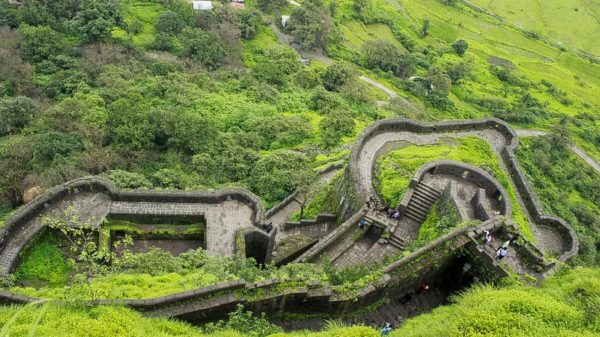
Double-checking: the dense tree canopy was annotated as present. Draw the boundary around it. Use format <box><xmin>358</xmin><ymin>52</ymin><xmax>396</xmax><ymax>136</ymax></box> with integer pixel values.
<box><xmin>287</xmin><ymin>0</ymin><xmax>335</xmax><ymax>50</ymax></box>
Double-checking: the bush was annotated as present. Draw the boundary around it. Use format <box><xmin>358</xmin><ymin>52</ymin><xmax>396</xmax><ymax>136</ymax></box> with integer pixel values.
<box><xmin>322</xmin><ymin>61</ymin><xmax>356</xmax><ymax>91</ymax></box>
<box><xmin>202</xmin><ymin>304</ymin><xmax>283</xmax><ymax>337</ymax></box>
<box><xmin>67</xmin><ymin>0</ymin><xmax>123</xmax><ymax>42</ymax></box>
<box><xmin>180</xmin><ymin>27</ymin><xmax>227</xmax><ymax>69</ymax></box>
<box><xmin>319</xmin><ymin>109</ymin><xmax>355</xmax><ymax>147</ymax></box>
<box><xmin>362</xmin><ymin>40</ymin><xmax>416</xmax><ymax>78</ymax></box>
<box><xmin>155</xmin><ymin>10</ymin><xmax>186</xmax><ymax>35</ymax></box>
<box><xmin>238</xmin><ymin>8</ymin><xmax>262</xmax><ymax>39</ymax></box>
<box><xmin>102</xmin><ymin>170</ymin><xmax>153</xmax><ymax>189</ymax></box>
<box><xmin>287</xmin><ymin>0</ymin><xmax>335</xmax><ymax>50</ymax></box>
<box><xmin>451</xmin><ymin>39</ymin><xmax>468</xmax><ymax>56</ymax></box>
<box><xmin>19</xmin><ymin>24</ymin><xmax>65</xmax><ymax>63</ymax></box>
<box><xmin>0</xmin><ymin>96</ymin><xmax>39</xmax><ymax>136</ymax></box>
<box><xmin>117</xmin><ymin>248</ymin><xmax>183</xmax><ymax>276</ymax></box>
<box><xmin>252</xmin><ymin>46</ymin><xmax>302</xmax><ymax>85</ymax></box>
<box><xmin>249</xmin><ymin>150</ymin><xmax>312</xmax><ymax>206</ymax></box>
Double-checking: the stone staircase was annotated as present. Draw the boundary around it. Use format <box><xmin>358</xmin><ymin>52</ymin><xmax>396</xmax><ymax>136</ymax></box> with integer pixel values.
<box><xmin>404</xmin><ymin>182</ymin><xmax>441</xmax><ymax>223</ymax></box>
<box><xmin>387</xmin><ymin>233</ymin><xmax>407</xmax><ymax>250</ymax></box>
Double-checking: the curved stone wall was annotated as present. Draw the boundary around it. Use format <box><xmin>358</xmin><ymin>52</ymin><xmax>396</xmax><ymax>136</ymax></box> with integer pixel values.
<box><xmin>0</xmin><ymin>176</ymin><xmax>269</xmax><ymax>274</ymax></box>
<box><xmin>0</xmin><ymin>217</ymin><xmax>510</xmax><ymax>322</ymax></box>
<box><xmin>345</xmin><ymin>118</ymin><xmax>577</xmax><ymax>263</ymax></box>
<box><xmin>0</xmin><ymin>118</ymin><xmax>581</xmax><ymax>322</ymax></box>
<box><xmin>398</xmin><ymin>160</ymin><xmax>512</xmax><ymax>218</ymax></box>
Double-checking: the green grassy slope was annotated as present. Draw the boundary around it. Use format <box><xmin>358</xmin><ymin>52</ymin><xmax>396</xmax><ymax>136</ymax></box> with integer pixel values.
<box><xmin>469</xmin><ymin>0</ymin><xmax>600</xmax><ymax>56</ymax></box>
<box><xmin>1</xmin><ymin>267</ymin><xmax>598</xmax><ymax>337</ymax></box>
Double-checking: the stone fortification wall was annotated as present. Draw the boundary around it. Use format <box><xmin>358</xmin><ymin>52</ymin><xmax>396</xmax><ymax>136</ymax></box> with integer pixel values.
<box><xmin>0</xmin><ymin>177</ymin><xmax>270</xmax><ymax>274</ymax></box>
<box><xmin>344</xmin><ymin>118</ymin><xmax>577</xmax><ymax>263</ymax></box>
<box><xmin>0</xmin><ymin>218</ymin><xmax>512</xmax><ymax>322</ymax></box>
<box><xmin>500</xmin><ymin>149</ymin><xmax>579</xmax><ymax>262</ymax></box>
<box><xmin>398</xmin><ymin>160</ymin><xmax>512</xmax><ymax>219</ymax></box>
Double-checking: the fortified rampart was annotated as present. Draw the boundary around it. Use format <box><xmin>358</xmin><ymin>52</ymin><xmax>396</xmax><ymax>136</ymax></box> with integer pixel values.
<box><xmin>0</xmin><ymin>118</ymin><xmax>580</xmax><ymax>323</ymax></box>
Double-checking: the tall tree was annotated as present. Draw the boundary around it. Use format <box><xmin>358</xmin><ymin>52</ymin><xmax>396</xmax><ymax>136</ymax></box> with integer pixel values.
<box><xmin>67</xmin><ymin>0</ymin><xmax>122</xmax><ymax>42</ymax></box>
<box><xmin>287</xmin><ymin>0</ymin><xmax>335</xmax><ymax>50</ymax></box>
<box><xmin>180</xmin><ymin>27</ymin><xmax>227</xmax><ymax>69</ymax></box>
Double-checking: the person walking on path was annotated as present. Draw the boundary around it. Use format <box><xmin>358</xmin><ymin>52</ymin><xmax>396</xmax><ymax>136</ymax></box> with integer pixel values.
<box><xmin>496</xmin><ymin>246</ymin><xmax>508</xmax><ymax>260</ymax></box>
<box><xmin>359</xmin><ymin>218</ymin><xmax>367</xmax><ymax>230</ymax></box>
<box><xmin>381</xmin><ymin>322</ymin><xmax>393</xmax><ymax>336</ymax></box>
<box><xmin>482</xmin><ymin>230</ymin><xmax>492</xmax><ymax>245</ymax></box>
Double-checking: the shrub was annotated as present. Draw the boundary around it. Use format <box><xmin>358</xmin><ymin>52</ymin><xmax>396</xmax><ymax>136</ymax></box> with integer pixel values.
<box><xmin>451</xmin><ymin>39</ymin><xmax>469</xmax><ymax>56</ymax></box>
<box><xmin>180</xmin><ymin>27</ymin><xmax>227</xmax><ymax>69</ymax></box>
<box><xmin>322</xmin><ymin>61</ymin><xmax>356</xmax><ymax>92</ymax></box>
<box><xmin>202</xmin><ymin>304</ymin><xmax>283</xmax><ymax>337</ymax></box>
<box><xmin>319</xmin><ymin>109</ymin><xmax>355</xmax><ymax>147</ymax></box>
<box><xmin>102</xmin><ymin>170</ymin><xmax>153</xmax><ymax>189</ymax></box>
<box><xmin>287</xmin><ymin>0</ymin><xmax>335</xmax><ymax>50</ymax></box>
<box><xmin>155</xmin><ymin>10</ymin><xmax>186</xmax><ymax>35</ymax></box>
<box><xmin>0</xmin><ymin>96</ymin><xmax>39</xmax><ymax>136</ymax></box>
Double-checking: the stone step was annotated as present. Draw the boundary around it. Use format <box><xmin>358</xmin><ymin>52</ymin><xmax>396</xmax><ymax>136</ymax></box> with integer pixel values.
<box><xmin>407</xmin><ymin>200</ymin><xmax>431</xmax><ymax>214</ymax></box>
<box><xmin>406</xmin><ymin>205</ymin><xmax>429</xmax><ymax>217</ymax></box>
<box><xmin>409</xmin><ymin>195</ymin><xmax>437</xmax><ymax>211</ymax></box>
<box><xmin>417</xmin><ymin>182</ymin><xmax>441</xmax><ymax>194</ymax></box>
<box><xmin>404</xmin><ymin>211</ymin><xmax>424</xmax><ymax>223</ymax></box>
<box><xmin>405</xmin><ymin>208</ymin><xmax>427</xmax><ymax>221</ymax></box>
<box><xmin>412</xmin><ymin>189</ymin><xmax>438</xmax><ymax>203</ymax></box>
<box><xmin>388</xmin><ymin>235</ymin><xmax>406</xmax><ymax>250</ymax></box>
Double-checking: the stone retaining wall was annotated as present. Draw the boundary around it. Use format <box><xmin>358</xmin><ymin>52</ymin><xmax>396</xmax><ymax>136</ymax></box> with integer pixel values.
<box><xmin>346</xmin><ymin>118</ymin><xmax>577</xmax><ymax>263</ymax></box>
<box><xmin>293</xmin><ymin>206</ymin><xmax>367</xmax><ymax>263</ymax></box>
<box><xmin>0</xmin><ymin>177</ymin><xmax>270</xmax><ymax>273</ymax></box>
<box><xmin>398</xmin><ymin>160</ymin><xmax>511</xmax><ymax>218</ymax></box>
<box><xmin>283</xmin><ymin>213</ymin><xmax>337</xmax><ymax>231</ymax></box>
<box><xmin>0</xmin><ymin>216</ymin><xmax>549</xmax><ymax>322</ymax></box>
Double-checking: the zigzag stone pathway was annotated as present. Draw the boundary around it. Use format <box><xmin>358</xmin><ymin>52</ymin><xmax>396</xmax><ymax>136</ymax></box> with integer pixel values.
<box><xmin>356</xmin><ymin>129</ymin><xmax>562</xmax><ymax>256</ymax></box>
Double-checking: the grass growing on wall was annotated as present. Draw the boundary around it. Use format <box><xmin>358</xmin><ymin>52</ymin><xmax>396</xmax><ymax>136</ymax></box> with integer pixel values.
<box><xmin>1</xmin><ymin>267</ymin><xmax>599</xmax><ymax>337</ymax></box>
<box><xmin>374</xmin><ymin>137</ymin><xmax>532</xmax><ymax>240</ymax></box>
<box><xmin>14</xmin><ymin>233</ymin><xmax>72</xmax><ymax>287</ymax></box>
<box><xmin>412</xmin><ymin>196</ymin><xmax>473</xmax><ymax>249</ymax></box>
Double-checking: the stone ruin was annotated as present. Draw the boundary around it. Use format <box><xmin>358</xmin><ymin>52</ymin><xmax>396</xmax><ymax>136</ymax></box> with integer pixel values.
<box><xmin>0</xmin><ymin>118</ymin><xmax>579</xmax><ymax>326</ymax></box>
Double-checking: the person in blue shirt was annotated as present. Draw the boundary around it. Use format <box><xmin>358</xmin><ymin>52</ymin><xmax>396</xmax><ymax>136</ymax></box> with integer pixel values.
<box><xmin>359</xmin><ymin>218</ymin><xmax>367</xmax><ymax>230</ymax></box>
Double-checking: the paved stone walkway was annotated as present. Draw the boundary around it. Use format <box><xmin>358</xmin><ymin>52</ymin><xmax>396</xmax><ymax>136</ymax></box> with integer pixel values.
<box><xmin>0</xmin><ymin>192</ymin><xmax>111</xmax><ymax>273</ymax></box>
<box><xmin>110</xmin><ymin>200</ymin><xmax>255</xmax><ymax>257</ymax></box>
<box><xmin>267</xmin><ymin>167</ymin><xmax>341</xmax><ymax>244</ymax></box>
<box><xmin>355</xmin><ymin>128</ymin><xmax>566</xmax><ymax>257</ymax></box>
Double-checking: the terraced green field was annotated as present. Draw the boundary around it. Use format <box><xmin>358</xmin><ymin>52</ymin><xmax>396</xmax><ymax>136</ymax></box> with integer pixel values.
<box><xmin>469</xmin><ymin>0</ymin><xmax>600</xmax><ymax>56</ymax></box>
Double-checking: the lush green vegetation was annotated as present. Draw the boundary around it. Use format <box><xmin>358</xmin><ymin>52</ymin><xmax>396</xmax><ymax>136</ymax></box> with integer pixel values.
<box><xmin>14</xmin><ymin>233</ymin><xmax>72</xmax><ymax>287</ymax></box>
<box><xmin>469</xmin><ymin>0</ymin><xmax>600</xmax><ymax>56</ymax></box>
<box><xmin>1</xmin><ymin>0</ymin><xmax>600</xmax><ymax>334</ymax></box>
<box><xmin>1</xmin><ymin>267</ymin><xmax>599</xmax><ymax>336</ymax></box>
<box><xmin>411</xmin><ymin>195</ymin><xmax>477</xmax><ymax>249</ymax></box>
<box><xmin>374</xmin><ymin>137</ymin><xmax>531</xmax><ymax>240</ymax></box>
<box><xmin>391</xmin><ymin>267</ymin><xmax>600</xmax><ymax>337</ymax></box>
<box><xmin>517</xmin><ymin>134</ymin><xmax>600</xmax><ymax>266</ymax></box>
